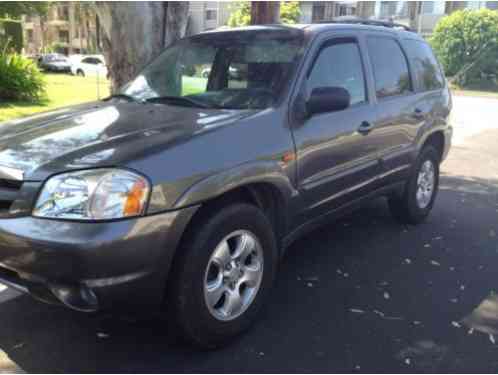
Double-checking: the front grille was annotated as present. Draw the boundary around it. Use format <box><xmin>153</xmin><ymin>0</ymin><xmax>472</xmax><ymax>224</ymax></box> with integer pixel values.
<box><xmin>0</xmin><ymin>179</ymin><xmax>23</xmax><ymax>217</ymax></box>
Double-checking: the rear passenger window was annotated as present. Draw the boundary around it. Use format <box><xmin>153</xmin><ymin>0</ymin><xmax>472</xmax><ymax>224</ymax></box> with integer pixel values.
<box><xmin>308</xmin><ymin>41</ymin><xmax>366</xmax><ymax>106</ymax></box>
<box><xmin>367</xmin><ymin>36</ymin><xmax>412</xmax><ymax>99</ymax></box>
<box><xmin>402</xmin><ymin>39</ymin><xmax>445</xmax><ymax>91</ymax></box>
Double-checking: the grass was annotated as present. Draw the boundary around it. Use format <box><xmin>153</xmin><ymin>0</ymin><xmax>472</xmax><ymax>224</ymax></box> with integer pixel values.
<box><xmin>449</xmin><ymin>81</ymin><xmax>498</xmax><ymax>99</ymax></box>
<box><xmin>0</xmin><ymin>74</ymin><xmax>211</xmax><ymax>122</ymax></box>
<box><xmin>450</xmin><ymin>88</ymin><xmax>498</xmax><ymax>99</ymax></box>
<box><xmin>182</xmin><ymin>76</ymin><xmax>208</xmax><ymax>96</ymax></box>
<box><xmin>0</xmin><ymin>73</ymin><xmax>111</xmax><ymax>122</ymax></box>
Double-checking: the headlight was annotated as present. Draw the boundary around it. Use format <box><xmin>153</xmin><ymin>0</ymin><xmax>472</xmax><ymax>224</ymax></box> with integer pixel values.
<box><xmin>33</xmin><ymin>169</ymin><xmax>150</xmax><ymax>220</ymax></box>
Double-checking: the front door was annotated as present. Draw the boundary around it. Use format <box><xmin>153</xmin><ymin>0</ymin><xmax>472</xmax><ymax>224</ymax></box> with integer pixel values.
<box><xmin>291</xmin><ymin>36</ymin><xmax>380</xmax><ymax>224</ymax></box>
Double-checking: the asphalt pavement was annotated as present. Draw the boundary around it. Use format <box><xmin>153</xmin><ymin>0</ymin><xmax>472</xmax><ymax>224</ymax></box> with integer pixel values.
<box><xmin>0</xmin><ymin>94</ymin><xmax>498</xmax><ymax>373</ymax></box>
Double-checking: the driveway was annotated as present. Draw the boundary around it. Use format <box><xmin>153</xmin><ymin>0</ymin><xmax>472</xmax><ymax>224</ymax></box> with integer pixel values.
<box><xmin>0</xmin><ymin>94</ymin><xmax>498</xmax><ymax>373</ymax></box>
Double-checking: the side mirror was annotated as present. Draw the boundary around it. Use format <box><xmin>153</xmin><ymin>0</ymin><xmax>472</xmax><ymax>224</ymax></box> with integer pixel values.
<box><xmin>306</xmin><ymin>86</ymin><xmax>351</xmax><ymax>117</ymax></box>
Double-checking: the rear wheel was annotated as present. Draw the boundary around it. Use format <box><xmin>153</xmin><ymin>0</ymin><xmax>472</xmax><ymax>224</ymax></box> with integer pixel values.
<box><xmin>169</xmin><ymin>203</ymin><xmax>278</xmax><ymax>349</ymax></box>
<box><xmin>76</xmin><ymin>69</ymin><xmax>85</xmax><ymax>77</ymax></box>
<box><xmin>388</xmin><ymin>146</ymin><xmax>440</xmax><ymax>224</ymax></box>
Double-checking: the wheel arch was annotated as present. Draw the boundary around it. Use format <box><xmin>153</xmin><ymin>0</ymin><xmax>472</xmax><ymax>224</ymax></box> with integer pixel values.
<box><xmin>420</xmin><ymin>129</ymin><xmax>445</xmax><ymax>162</ymax></box>
<box><xmin>172</xmin><ymin>161</ymin><xmax>297</xmax><ymax>251</ymax></box>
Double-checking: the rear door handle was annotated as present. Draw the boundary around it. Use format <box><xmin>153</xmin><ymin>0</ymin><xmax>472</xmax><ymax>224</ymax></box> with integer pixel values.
<box><xmin>357</xmin><ymin>121</ymin><xmax>373</xmax><ymax>135</ymax></box>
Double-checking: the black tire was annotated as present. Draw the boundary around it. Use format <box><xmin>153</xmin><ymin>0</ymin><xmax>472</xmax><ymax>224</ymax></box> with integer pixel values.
<box><xmin>77</xmin><ymin>69</ymin><xmax>85</xmax><ymax>77</ymax></box>
<box><xmin>388</xmin><ymin>145</ymin><xmax>440</xmax><ymax>225</ymax></box>
<box><xmin>168</xmin><ymin>203</ymin><xmax>278</xmax><ymax>349</ymax></box>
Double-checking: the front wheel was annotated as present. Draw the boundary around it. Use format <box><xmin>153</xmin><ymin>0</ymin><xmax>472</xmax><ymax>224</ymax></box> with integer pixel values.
<box><xmin>169</xmin><ymin>203</ymin><xmax>278</xmax><ymax>349</ymax></box>
<box><xmin>388</xmin><ymin>146</ymin><xmax>440</xmax><ymax>224</ymax></box>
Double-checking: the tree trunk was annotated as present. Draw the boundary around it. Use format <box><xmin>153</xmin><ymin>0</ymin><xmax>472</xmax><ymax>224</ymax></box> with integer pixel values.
<box><xmin>250</xmin><ymin>2</ymin><xmax>280</xmax><ymax>25</ymax></box>
<box><xmin>94</xmin><ymin>2</ymin><xmax>189</xmax><ymax>92</ymax></box>
<box><xmin>95</xmin><ymin>14</ymin><xmax>101</xmax><ymax>51</ymax></box>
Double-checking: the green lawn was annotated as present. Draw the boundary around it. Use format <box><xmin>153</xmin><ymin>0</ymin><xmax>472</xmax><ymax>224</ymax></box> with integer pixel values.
<box><xmin>0</xmin><ymin>73</ymin><xmax>111</xmax><ymax>122</ymax></box>
<box><xmin>0</xmin><ymin>74</ymin><xmax>210</xmax><ymax>123</ymax></box>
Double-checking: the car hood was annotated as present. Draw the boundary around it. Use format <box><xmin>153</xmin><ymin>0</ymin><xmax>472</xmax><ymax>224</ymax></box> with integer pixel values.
<box><xmin>0</xmin><ymin>101</ymin><xmax>254</xmax><ymax>180</ymax></box>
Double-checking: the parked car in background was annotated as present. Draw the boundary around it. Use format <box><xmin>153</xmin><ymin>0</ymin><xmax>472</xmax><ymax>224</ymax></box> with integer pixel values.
<box><xmin>38</xmin><ymin>54</ymin><xmax>71</xmax><ymax>73</ymax></box>
<box><xmin>0</xmin><ymin>20</ymin><xmax>451</xmax><ymax>349</ymax></box>
<box><xmin>70</xmin><ymin>54</ymin><xmax>107</xmax><ymax>77</ymax></box>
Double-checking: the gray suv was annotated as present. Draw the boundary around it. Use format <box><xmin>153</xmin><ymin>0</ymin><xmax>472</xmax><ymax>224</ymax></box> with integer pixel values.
<box><xmin>0</xmin><ymin>20</ymin><xmax>451</xmax><ymax>348</ymax></box>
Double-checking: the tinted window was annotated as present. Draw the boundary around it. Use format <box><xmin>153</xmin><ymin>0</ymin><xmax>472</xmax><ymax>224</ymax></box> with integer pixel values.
<box><xmin>403</xmin><ymin>39</ymin><xmax>444</xmax><ymax>91</ymax></box>
<box><xmin>308</xmin><ymin>42</ymin><xmax>366</xmax><ymax>106</ymax></box>
<box><xmin>82</xmin><ymin>57</ymin><xmax>97</xmax><ymax>64</ymax></box>
<box><xmin>367</xmin><ymin>36</ymin><xmax>412</xmax><ymax>99</ymax></box>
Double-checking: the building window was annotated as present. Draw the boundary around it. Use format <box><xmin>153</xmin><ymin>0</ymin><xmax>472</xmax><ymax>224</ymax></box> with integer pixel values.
<box><xmin>380</xmin><ymin>1</ymin><xmax>397</xmax><ymax>18</ymax></box>
<box><xmin>421</xmin><ymin>1</ymin><xmax>435</xmax><ymax>13</ymax></box>
<box><xmin>27</xmin><ymin>29</ymin><xmax>34</xmax><ymax>43</ymax></box>
<box><xmin>312</xmin><ymin>3</ymin><xmax>325</xmax><ymax>22</ymax></box>
<box><xmin>338</xmin><ymin>4</ymin><xmax>356</xmax><ymax>16</ymax></box>
<box><xmin>206</xmin><ymin>9</ymin><xmax>217</xmax><ymax>21</ymax></box>
<box><xmin>487</xmin><ymin>1</ymin><xmax>498</xmax><ymax>10</ymax></box>
<box><xmin>57</xmin><ymin>6</ymin><xmax>69</xmax><ymax>21</ymax></box>
<box><xmin>59</xmin><ymin>30</ymin><xmax>69</xmax><ymax>43</ymax></box>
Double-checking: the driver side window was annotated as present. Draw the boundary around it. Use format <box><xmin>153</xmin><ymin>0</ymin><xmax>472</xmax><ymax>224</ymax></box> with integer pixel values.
<box><xmin>308</xmin><ymin>41</ymin><xmax>366</xmax><ymax>106</ymax></box>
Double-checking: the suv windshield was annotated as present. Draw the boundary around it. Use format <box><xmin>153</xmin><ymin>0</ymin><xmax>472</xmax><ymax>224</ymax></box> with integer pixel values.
<box><xmin>120</xmin><ymin>31</ymin><xmax>304</xmax><ymax>110</ymax></box>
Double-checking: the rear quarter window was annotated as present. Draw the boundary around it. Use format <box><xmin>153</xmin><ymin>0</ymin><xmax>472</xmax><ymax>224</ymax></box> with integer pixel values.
<box><xmin>402</xmin><ymin>39</ymin><xmax>445</xmax><ymax>92</ymax></box>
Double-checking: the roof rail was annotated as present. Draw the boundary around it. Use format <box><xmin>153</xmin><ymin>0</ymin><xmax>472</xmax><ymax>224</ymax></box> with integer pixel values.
<box><xmin>318</xmin><ymin>16</ymin><xmax>415</xmax><ymax>32</ymax></box>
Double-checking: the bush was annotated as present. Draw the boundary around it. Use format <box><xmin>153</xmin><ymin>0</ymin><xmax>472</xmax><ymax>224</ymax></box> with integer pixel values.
<box><xmin>0</xmin><ymin>19</ymin><xmax>22</xmax><ymax>53</ymax></box>
<box><xmin>227</xmin><ymin>1</ymin><xmax>300</xmax><ymax>27</ymax></box>
<box><xmin>280</xmin><ymin>2</ymin><xmax>300</xmax><ymax>25</ymax></box>
<box><xmin>430</xmin><ymin>9</ymin><xmax>498</xmax><ymax>87</ymax></box>
<box><xmin>0</xmin><ymin>42</ymin><xmax>45</xmax><ymax>101</ymax></box>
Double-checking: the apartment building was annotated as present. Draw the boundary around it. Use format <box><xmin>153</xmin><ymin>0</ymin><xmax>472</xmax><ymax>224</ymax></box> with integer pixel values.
<box><xmin>23</xmin><ymin>2</ymin><xmax>231</xmax><ymax>53</ymax></box>
<box><xmin>22</xmin><ymin>1</ymin><xmax>498</xmax><ymax>55</ymax></box>
<box><xmin>22</xmin><ymin>3</ymin><xmax>100</xmax><ymax>55</ymax></box>
<box><xmin>357</xmin><ymin>1</ymin><xmax>498</xmax><ymax>36</ymax></box>
<box><xmin>187</xmin><ymin>1</ymin><xmax>234</xmax><ymax>34</ymax></box>
<box><xmin>299</xmin><ymin>2</ymin><xmax>357</xmax><ymax>23</ymax></box>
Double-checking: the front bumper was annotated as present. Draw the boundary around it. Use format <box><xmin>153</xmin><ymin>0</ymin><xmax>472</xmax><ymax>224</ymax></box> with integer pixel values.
<box><xmin>0</xmin><ymin>206</ymin><xmax>198</xmax><ymax>312</ymax></box>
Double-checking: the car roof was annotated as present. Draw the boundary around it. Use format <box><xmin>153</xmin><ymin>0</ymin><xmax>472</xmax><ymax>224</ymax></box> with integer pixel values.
<box><xmin>202</xmin><ymin>20</ymin><xmax>424</xmax><ymax>41</ymax></box>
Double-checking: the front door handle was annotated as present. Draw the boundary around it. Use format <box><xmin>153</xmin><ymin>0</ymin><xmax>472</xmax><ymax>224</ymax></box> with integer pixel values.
<box><xmin>413</xmin><ymin>108</ymin><xmax>425</xmax><ymax>120</ymax></box>
<box><xmin>357</xmin><ymin>121</ymin><xmax>373</xmax><ymax>135</ymax></box>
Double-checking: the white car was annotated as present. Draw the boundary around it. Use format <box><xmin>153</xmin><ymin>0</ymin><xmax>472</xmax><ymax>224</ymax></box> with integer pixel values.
<box><xmin>70</xmin><ymin>55</ymin><xmax>108</xmax><ymax>77</ymax></box>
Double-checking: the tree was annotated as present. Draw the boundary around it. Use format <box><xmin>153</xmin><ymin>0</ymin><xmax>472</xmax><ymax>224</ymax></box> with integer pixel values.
<box><xmin>94</xmin><ymin>2</ymin><xmax>189</xmax><ymax>91</ymax></box>
<box><xmin>227</xmin><ymin>2</ymin><xmax>299</xmax><ymax>27</ymax></box>
<box><xmin>227</xmin><ymin>2</ymin><xmax>251</xmax><ymax>27</ymax></box>
<box><xmin>0</xmin><ymin>2</ymin><xmax>49</xmax><ymax>19</ymax></box>
<box><xmin>280</xmin><ymin>2</ymin><xmax>301</xmax><ymax>25</ymax></box>
<box><xmin>430</xmin><ymin>9</ymin><xmax>498</xmax><ymax>86</ymax></box>
<box><xmin>250</xmin><ymin>2</ymin><xmax>280</xmax><ymax>25</ymax></box>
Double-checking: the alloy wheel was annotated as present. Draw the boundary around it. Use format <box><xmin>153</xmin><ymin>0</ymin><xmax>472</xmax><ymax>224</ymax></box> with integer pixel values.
<box><xmin>203</xmin><ymin>230</ymin><xmax>264</xmax><ymax>321</ymax></box>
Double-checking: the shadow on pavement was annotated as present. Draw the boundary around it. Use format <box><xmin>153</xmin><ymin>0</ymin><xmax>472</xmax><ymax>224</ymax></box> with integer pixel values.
<box><xmin>0</xmin><ymin>173</ymin><xmax>497</xmax><ymax>373</ymax></box>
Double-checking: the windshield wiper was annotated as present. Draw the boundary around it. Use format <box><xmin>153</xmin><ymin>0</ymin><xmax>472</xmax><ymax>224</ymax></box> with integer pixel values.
<box><xmin>145</xmin><ymin>96</ymin><xmax>218</xmax><ymax>109</ymax></box>
<box><xmin>104</xmin><ymin>94</ymin><xmax>144</xmax><ymax>103</ymax></box>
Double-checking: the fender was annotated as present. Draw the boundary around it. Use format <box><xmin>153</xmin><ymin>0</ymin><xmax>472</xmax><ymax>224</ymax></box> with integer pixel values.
<box><xmin>415</xmin><ymin>124</ymin><xmax>451</xmax><ymax>158</ymax></box>
<box><xmin>172</xmin><ymin>160</ymin><xmax>299</xmax><ymax>211</ymax></box>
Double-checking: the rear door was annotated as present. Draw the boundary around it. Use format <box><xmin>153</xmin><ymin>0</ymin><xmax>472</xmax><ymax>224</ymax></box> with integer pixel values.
<box><xmin>401</xmin><ymin>38</ymin><xmax>449</xmax><ymax>150</ymax></box>
<box><xmin>365</xmin><ymin>34</ymin><xmax>418</xmax><ymax>184</ymax></box>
